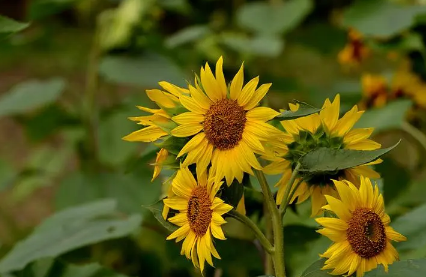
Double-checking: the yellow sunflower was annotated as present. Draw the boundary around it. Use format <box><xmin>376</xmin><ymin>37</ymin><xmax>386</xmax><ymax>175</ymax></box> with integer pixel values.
<box><xmin>164</xmin><ymin>166</ymin><xmax>233</xmax><ymax>271</ymax></box>
<box><xmin>263</xmin><ymin>94</ymin><xmax>382</xmax><ymax>216</ymax></box>
<box><xmin>316</xmin><ymin>177</ymin><xmax>406</xmax><ymax>277</ymax></box>
<box><xmin>170</xmin><ymin>57</ymin><xmax>282</xmax><ymax>184</ymax></box>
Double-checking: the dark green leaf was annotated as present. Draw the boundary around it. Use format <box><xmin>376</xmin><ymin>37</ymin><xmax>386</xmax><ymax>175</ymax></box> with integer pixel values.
<box><xmin>143</xmin><ymin>200</ymin><xmax>178</xmax><ymax>232</ymax></box>
<box><xmin>342</xmin><ymin>0</ymin><xmax>426</xmax><ymax>38</ymax></box>
<box><xmin>299</xmin><ymin>141</ymin><xmax>400</xmax><ymax>173</ymax></box>
<box><xmin>55</xmin><ymin>171</ymin><xmax>161</xmax><ymax>214</ymax></box>
<box><xmin>154</xmin><ymin>136</ymin><xmax>188</xmax><ymax>156</ymax></box>
<box><xmin>354</xmin><ymin>100</ymin><xmax>412</xmax><ymax>133</ymax></box>
<box><xmin>236</xmin><ymin>0</ymin><xmax>313</xmax><ymax>35</ymax></box>
<box><xmin>278</xmin><ymin>101</ymin><xmax>321</xmax><ymax>120</ymax></box>
<box><xmin>27</xmin><ymin>258</ymin><xmax>128</xmax><ymax>277</ymax></box>
<box><xmin>220</xmin><ymin>179</ymin><xmax>244</xmax><ymax>208</ymax></box>
<box><xmin>300</xmin><ymin>259</ymin><xmax>329</xmax><ymax>277</ymax></box>
<box><xmin>392</xmin><ymin>204</ymin><xmax>426</xmax><ymax>251</ymax></box>
<box><xmin>0</xmin><ymin>200</ymin><xmax>142</xmax><ymax>273</ymax></box>
<box><xmin>0</xmin><ymin>15</ymin><xmax>29</xmax><ymax>33</ymax></box>
<box><xmin>364</xmin><ymin>259</ymin><xmax>426</xmax><ymax>276</ymax></box>
<box><xmin>165</xmin><ymin>25</ymin><xmax>210</xmax><ymax>48</ymax></box>
<box><xmin>28</xmin><ymin>0</ymin><xmax>79</xmax><ymax>20</ymax></box>
<box><xmin>0</xmin><ymin>78</ymin><xmax>65</xmax><ymax>117</ymax></box>
<box><xmin>99</xmin><ymin>53</ymin><xmax>186</xmax><ymax>88</ymax></box>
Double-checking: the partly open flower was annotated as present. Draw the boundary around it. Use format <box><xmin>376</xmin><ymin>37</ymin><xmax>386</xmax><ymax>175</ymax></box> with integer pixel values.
<box><xmin>263</xmin><ymin>94</ymin><xmax>382</xmax><ymax>216</ymax></box>
<box><xmin>122</xmin><ymin>81</ymin><xmax>189</xmax><ymax>143</ymax></box>
<box><xmin>164</xmin><ymin>166</ymin><xmax>233</xmax><ymax>272</ymax></box>
<box><xmin>171</xmin><ymin>57</ymin><xmax>282</xmax><ymax>185</ymax></box>
<box><xmin>338</xmin><ymin>29</ymin><xmax>369</xmax><ymax>66</ymax></box>
<box><xmin>316</xmin><ymin>177</ymin><xmax>406</xmax><ymax>277</ymax></box>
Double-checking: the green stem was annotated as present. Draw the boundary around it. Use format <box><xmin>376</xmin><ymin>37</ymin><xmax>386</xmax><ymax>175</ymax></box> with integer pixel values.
<box><xmin>229</xmin><ymin>210</ymin><xmax>274</xmax><ymax>254</ymax></box>
<box><xmin>281</xmin><ymin>179</ymin><xmax>303</xmax><ymax>217</ymax></box>
<box><xmin>264</xmin><ymin>202</ymin><xmax>274</xmax><ymax>275</ymax></box>
<box><xmin>254</xmin><ymin>170</ymin><xmax>286</xmax><ymax>277</ymax></box>
<box><xmin>279</xmin><ymin>163</ymin><xmax>301</xmax><ymax>215</ymax></box>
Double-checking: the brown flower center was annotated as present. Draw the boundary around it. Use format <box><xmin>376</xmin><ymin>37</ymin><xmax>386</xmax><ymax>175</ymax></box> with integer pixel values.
<box><xmin>203</xmin><ymin>99</ymin><xmax>246</xmax><ymax>150</ymax></box>
<box><xmin>347</xmin><ymin>208</ymin><xmax>387</xmax><ymax>258</ymax></box>
<box><xmin>187</xmin><ymin>186</ymin><xmax>212</xmax><ymax>236</ymax></box>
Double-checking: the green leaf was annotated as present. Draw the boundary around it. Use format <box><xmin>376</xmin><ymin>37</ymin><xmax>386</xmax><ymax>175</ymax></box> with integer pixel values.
<box><xmin>354</xmin><ymin>100</ymin><xmax>412</xmax><ymax>133</ymax></box>
<box><xmin>220</xmin><ymin>178</ymin><xmax>244</xmax><ymax>208</ymax></box>
<box><xmin>342</xmin><ymin>0</ymin><xmax>426</xmax><ymax>38</ymax></box>
<box><xmin>236</xmin><ymin>0</ymin><xmax>313</xmax><ymax>35</ymax></box>
<box><xmin>0</xmin><ymin>15</ymin><xmax>29</xmax><ymax>33</ymax></box>
<box><xmin>27</xmin><ymin>258</ymin><xmax>128</xmax><ymax>277</ymax></box>
<box><xmin>99</xmin><ymin>53</ymin><xmax>186</xmax><ymax>88</ymax></box>
<box><xmin>278</xmin><ymin>101</ymin><xmax>321</xmax><ymax>120</ymax></box>
<box><xmin>28</xmin><ymin>0</ymin><xmax>79</xmax><ymax>20</ymax></box>
<box><xmin>55</xmin><ymin>171</ymin><xmax>161</xmax><ymax>214</ymax></box>
<box><xmin>165</xmin><ymin>25</ymin><xmax>210</xmax><ymax>48</ymax></box>
<box><xmin>298</xmin><ymin>141</ymin><xmax>400</xmax><ymax>173</ymax></box>
<box><xmin>143</xmin><ymin>200</ymin><xmax>178</xmax><ymax>232</ymax></box>
<box><xmin>221</xmin><ymin>33</ymin><xmax>284</xmax><ymax>57</ymax></box>
<box><xmin>300</xmin><ymin>259</ymin><xmax>329</xmax><ymax>277</ymax></box>
<box><xmin>392</xmin><ymin>204</ymin><xmax>426</xmax><ymax>251</ymax></box>
<box><xmin>0</xmin><ymin>199</ymin><xmax>142</xmax><ymax>273</ymax></box>
<box><xmin>364</xmin><ymin>259</ymin><xmax>426</xmax><ymax>276</ymax></box>
<box><xmin>0</xmin><ymin>78</ymin><xmax>65</xmax><ymax>117</ymax></box>
<box><xmin>154</xmin><ymin>136</ymin><xmax>188</xmax><ymax>156</ymax></box>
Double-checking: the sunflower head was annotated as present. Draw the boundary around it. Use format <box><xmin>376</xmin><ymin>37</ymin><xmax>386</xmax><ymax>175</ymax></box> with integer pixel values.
<box><xmin>164</xmin><ymin>166</ymin><xmax>233</xmax><ymax>272</ymax></box>
<box><xmin>170</xmin><ymin>57</ymin><xmax>282</xmax><ymax>185</ymax></box>
<box><xmin>263</xmin><ymin>94</ymin><xmax>382</xmax><ymax>216</ymax></box>
<box><xmin>316</xmin><ymin>177</ymin><xmax>406</xmax><ymax>277</ymax></box>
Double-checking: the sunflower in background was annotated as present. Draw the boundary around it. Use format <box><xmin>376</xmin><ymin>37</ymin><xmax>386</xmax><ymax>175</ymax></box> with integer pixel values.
<box><xmin>263</xmin><ymin>95</ymin><xmax>382</xmax><ymax>216</ymax></box>
<box><xmin>317</xmin><ymin>177</ymin><xmax>406</xmax><ymax>277</ymax></box>
<box><xmin>164</xmin><ymin>166</ymin><xmax>233</xmax><ymax>272</ymax></box>
<box><xmin>338</xmin><ymin>29</ymin><xmax>370</xmax><ymax>66</ymax></box>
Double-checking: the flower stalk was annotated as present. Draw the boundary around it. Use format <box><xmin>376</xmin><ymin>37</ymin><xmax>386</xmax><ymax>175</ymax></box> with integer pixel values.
<box><xmin>279</xmin><ymin>162</ymin><xmax>302</xmax><ymax>216</ymax></box>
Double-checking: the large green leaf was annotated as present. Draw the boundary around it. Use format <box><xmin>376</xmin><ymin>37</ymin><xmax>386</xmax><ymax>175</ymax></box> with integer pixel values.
<box><xmin>354</xmin><ymin>100</ymin><xmax>412</xmax><ymax>133</ymax></box>
<box><xmin>0</xmin><ymin>200</ymin><xmax>142</xmax><ymax>273</ymax></box>
<box><xmin>392</xmin><ymin>204</ymin><xmax>426</xmax><ymax>251</ymax></box>
<box><xmin>99</xmin><ymin>53</ymin><xmax>186</xmax><ymax>88</ymax></box>
<box><xmin>236</xmin><ymin>0</ymin><xmax>313</xmax><ymax>35</ymax></box>
<box><xmin>165</xmin><ymin>25</ymin><xmax>210</xmax><ymax>48</ymax></box>
<box><xmin>298</xmin><ymin>142</ymin><xmax>400</xmax><ymax>173</ymax></box>
<box><xmin>0</xmin><ymin>78</ymin><xmax>65</xmax><ymax>117</ymax></box>
<box><xmin>0</xmin><ymin>15</ymin><xmax>29</xmax><ymax>33</ymax></box>
<box><xmin>221</xmin><ymin>33</ymin><xmax>284</xmax><ymax>57</ymax></box>
<box><xmin>24</xmin><ymin>258</ymin><xmax>128</xmax><ymax>277</ymax></box>
<box><xmin>300</xmin><ymin>259</ymin><xmax>329</xmax><ymax>277</ymax></box>
<box><xmin>55</xmin><ymin>171</ymin><xmax>161</xmax><ymax>214</ymax></box>
<box><xmin>342</xmin><ymin>0</ymin><xmax>426</xmax><ymax>38</ymax></box>
<box><xmin>144</xmin><ymin>200</ymin><xmax>177</xmax><ymax>232</ymax></box>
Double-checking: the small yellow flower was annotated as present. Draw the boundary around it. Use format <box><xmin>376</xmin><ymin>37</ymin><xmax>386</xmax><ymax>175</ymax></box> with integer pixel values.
<box><xmin>164</xmin><ymin>166</ymin><xmax>233</xmax><ymax>271</ymax></box>
<box><xmin>263</xmin><ymin>94</ymin><xmax>382</xmax><ymax>216</ymax></box>
<box><xmin>151</xmin><ymin>148</ymin><xmax>169</xmax><ymax>181</ymax></box>
<box><xmin>316</xmin><ymin>177</ymin><xmax>406</xmax><ymax>277</ymax></box>
<box><xmin>338</xmin><ymin>29</ymin><xmax>369</xmax><ymax>66</ymax></box>
<box><xmin>170</xmin><ymin>57</ymin><xmax>282</xmax><ymax>184</ymax></box>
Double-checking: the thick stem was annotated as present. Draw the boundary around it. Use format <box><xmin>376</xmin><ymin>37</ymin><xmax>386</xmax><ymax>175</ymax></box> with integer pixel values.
<box><xmin>254</xmin><ymin>170</ymin><xmax>286</xmax><ymax>277</ymax></box>
<box><xmin>229</xmin><ymin>210</ymin><xmax>274</xmax><ymax>254</ymax></box>
<box><xmin>264</xmin><ymin>202</ymin><xmax>274</xmax><ymax>275</ymax></box>
<box><xmin>279</xmin><ymin>163</ymin><xmax>301</xmax><ymax>215</ymax></box>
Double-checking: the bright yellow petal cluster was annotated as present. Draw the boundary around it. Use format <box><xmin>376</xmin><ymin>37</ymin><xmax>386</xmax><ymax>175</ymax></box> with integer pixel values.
<box><xmin>317</xmin><ymin>177</ymin><xmax>406</xmax><ymax>277</ymax></box>
<box><xmin>263</xmin><ymin>94</ymin><xmax>382</xmax><ymax>216</ymax></box>
<box><xmin>171</xmin><ymin>57</ymin><xmax>282</xmax><ymax>185</ymax></box>
<box><xmin>164</xmin><ymin>167</ymin><xmax>233</xmax><ymax>272</ymax></box>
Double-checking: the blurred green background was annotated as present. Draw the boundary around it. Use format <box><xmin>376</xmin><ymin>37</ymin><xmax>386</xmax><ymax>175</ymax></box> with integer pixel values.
<box><xmin>1</xmin><ymin>0</ymin><xmax>426</xmax><ymax>277</ymax></box>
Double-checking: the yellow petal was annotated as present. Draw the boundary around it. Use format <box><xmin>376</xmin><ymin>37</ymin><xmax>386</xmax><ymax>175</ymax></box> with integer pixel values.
<box><xmin>180</xmin><ymin>95</ymin><xmax>207</xmax><ymax>114</ymax></box>
<box><xmin>320</xmin><ymin>94</ymin><xmax>340</xmax><ymax>132</ymax></box>
<box><xmin>164</xmin><ymin>197</ymin><xmax>188</xmax><ymax>211</ymax></box>
<box><xmin>346</xmin><ymin>139</ymin><xmax>381</xmax><ymax>150</ymax></box>
<box><xmin>244</xmin><ymin>83</ymin><xmax>271</xmax><ymax>110</ymax></box>
<box><xmin>189</xmin><ymin>84</ymin><xmax>212</xmax><ymax>110</ymax></box>
<box><xmin>146</xmin><ymin>89</ymin><xmax>178</xmax><ymax>108</ymax></box>
<box><xmin>385</xmin><ymin>226</ymin><xmax>407</xmax><ymax>242</ymax></box>
<box><xmin>230</xmin><ymin>63</ymin><xmax>244</xmax><ymax>100</ymax></box>
<box><xmin>344</xmin><ymin>128</ymin><xmax>374</xmax><ymax>145</ymax></box>
<box><xmin>172</xmin><ymin>112</ymin><xmax>204</xmax><ymax>124</ymax></box>
<box><xmin>171</xmin><ymin>124</ymin><xmax>203</xmax><ymax>137</ymax></box>
<box><xmin>158</xmin><ymin>81</ymin><xmax>189</xmax><ymax>97</ymax></box>
<box><xmin>333</xmin><ymin>105</ymin><xmax>363</xmax><ymax>136</ymax></box>
<box><xmin>122</xmin><ymin>126</ymin><xmax>167</xmax><ymax>142</ymax></box>
<box><xmin>211</xmin><ymin>223</ymin><xmax>226</xmax><ymax>240</ymax></box>
<box><xmin>166</xmin><ymin>223</ymin><xmax>190</xmax><ymax>240</ymax></box>
<box><xmin>246</xmin><ymin>107</ymin><xmax>280</xmax><ymax>121</ymax></box>
<box><xmin>237</xmin><ymin>76</ymin><xmax>259</xmax><ymax>107</ymax></box>
<box><xmin>315</xmin><ymin>217</ymin><xmax>348</xmax><ymax>230</ymax></box>
<box><xmin>201</xmin><ymin>62</ymin><xmax>222</xmax><ymax>101</ymax></box>
<box><xmin>177</xmin><ymin>132</ymin><xmax>206</xmax><ymax>157</ymax></box>
<box><xmin>168</xmin><ymin>212</ymin><xmax>188</xmax><ymax>226</ymax></box>
<box><xmin>215</xmin><ymin>56</ymin><xmax>227</xmax><ymax>99</ymax></box>
<box><xmin>324</xmin><ymin>195</ymin><xmax>352</xmax><ymax>221</ymax></box>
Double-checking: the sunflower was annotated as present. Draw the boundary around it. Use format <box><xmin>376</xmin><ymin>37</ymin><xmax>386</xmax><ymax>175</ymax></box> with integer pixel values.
<box><xmin>164</xmin><ymin>166</ymin><xmax>233</xmax><ymax>271</ymax></box>
<box><xmin>263</xmin><ymin>94</ymin><xmax>382</xmax><ymax>216</ymax></box>
<box><xmin>170</xmin><ymin>57</ymin><xmax>282</xmax><ymax>184</ymax></box>
<box><xmin>338</xmin><ymin>29</ymin><xmax>369</xmax><ymax>66</ymax></box>
<box><xmin>316</xmin><ymin>177</ymin><xmax>406</xmax><ymax>277</ymax></box>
